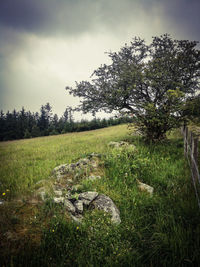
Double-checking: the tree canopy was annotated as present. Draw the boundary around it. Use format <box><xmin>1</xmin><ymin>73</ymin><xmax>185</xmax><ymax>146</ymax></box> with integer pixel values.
<box><xmin>66</xmin><ymin>34</ymin><xmax>200</xmax><ymax>141</ymax></box>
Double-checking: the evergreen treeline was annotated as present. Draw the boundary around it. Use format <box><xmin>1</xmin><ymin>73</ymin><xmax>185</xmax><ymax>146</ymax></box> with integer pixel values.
<box><xmin>0</xmin><ymin>103</ymin><xmax>133</xmax><ymax>141</ymax></box>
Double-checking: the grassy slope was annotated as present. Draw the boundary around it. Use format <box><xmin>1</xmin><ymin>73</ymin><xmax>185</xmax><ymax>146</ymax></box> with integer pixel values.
<box><xmin>0</xmin><ymin>125</ymin><xmax>200</xmax><ymax>266</ymax></box>
<box><xmin>0</xmin><ymin>124</ymin><xmax>127</xmax><ymax>199</ymax></box>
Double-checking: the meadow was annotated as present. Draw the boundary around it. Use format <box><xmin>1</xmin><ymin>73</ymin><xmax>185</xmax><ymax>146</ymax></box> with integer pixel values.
<box><xmin>0</xmin><ymin>124</ymin><xmax>127</xmax><ymax>199</ymax></box>
<box><xmin>0</xmin><ymin>124</ymin><xmax>200</xmax><ymax>266</ymax></box>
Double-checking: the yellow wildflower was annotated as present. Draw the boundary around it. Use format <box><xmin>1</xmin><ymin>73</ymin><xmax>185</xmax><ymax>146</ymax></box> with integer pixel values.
<box><xmin>2</xmin><ymin>192</ymin><xmax>6</xmax><ymax>196</ymax></box>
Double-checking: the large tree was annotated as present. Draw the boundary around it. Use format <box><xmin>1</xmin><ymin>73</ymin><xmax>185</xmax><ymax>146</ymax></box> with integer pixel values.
<box><xmin>66</xmin><ymin>34</ymin><xmax>200</xmax><ymax>141</ymax></box>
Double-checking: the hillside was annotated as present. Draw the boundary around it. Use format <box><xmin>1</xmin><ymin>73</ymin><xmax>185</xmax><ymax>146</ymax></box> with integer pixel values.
<box><xmin>0</xmin><ymin>125</ymin><xmax>200</xmax><ymax>266</ymax></box>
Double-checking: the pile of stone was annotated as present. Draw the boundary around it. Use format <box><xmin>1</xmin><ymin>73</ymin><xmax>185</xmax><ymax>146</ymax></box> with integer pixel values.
<box><xmin>35</xmin><ymin>142</ymin><xmax>154</xmax><ymax>225</ymax></box>
<box><xmin>53</xmin><ymin>191</ymin><xmax>121</xmax><ymax>224</ymax></box>
<box><xmin>36</xmin><ymin>152</ymin><xmax>121</xmax><ymax>224</ymax></box>
<box><xmin>52</xmin><ymin>153</ymin><xmax>101</xmax><ymax>181</ymax></box>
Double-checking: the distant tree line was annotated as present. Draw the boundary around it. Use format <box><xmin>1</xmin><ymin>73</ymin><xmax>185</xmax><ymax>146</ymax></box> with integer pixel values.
<box><xmin>0</xmin><ymin>103</ymin><xmax>133</xmax><ymax>141</ymax></box>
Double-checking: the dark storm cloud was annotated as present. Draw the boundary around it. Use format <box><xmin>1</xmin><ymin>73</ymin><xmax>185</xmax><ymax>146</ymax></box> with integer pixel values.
<box><xmin>0</xmin><ymin>0</ymin><xmax>46</xmax><ymax>32</ymax></box>
<box><xmin>163</xmin><ymin>0</ymin><xmax>200</xmax><ymax>39</ymax></box>
<box><xmin>0</xmin><ymin>0</ymin><xmax>199</xmax><ymax>39</ymax></box>
<box><xmin>0</xmin><ymin>0</ymin><xmax>106</xmax><ymax>35</ymax></box>
<box><xmin>0</xmin><ymin>0</ymin><xmax>140</xmax><ymax>36</ymax></box>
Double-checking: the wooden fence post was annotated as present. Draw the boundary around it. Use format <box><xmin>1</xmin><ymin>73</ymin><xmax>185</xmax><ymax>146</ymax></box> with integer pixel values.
<box><xmin>184</xmin><ymin>127</ymin><xmax>188</xmax><ymax>157</ymax></box>
<box><xmin>190</xmin><ymin>132</ymin><xmax>193</xmax><ymax>152</ymax></box>
<box><xmin>192</xmin><ymin>136</ymin><xmax>199</xmax><ymax>183</ymax></box>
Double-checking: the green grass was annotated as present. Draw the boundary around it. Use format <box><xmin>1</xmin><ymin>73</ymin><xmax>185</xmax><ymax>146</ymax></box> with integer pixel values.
<box><xmin>0</xmin><ymin>124</ymin><xmax>127</xmax><ymax>199</ymax></box>
<box><xmin>0</xmin><ymin>125</ymin><xmax>200</xmax><ymax>266</ymax></box>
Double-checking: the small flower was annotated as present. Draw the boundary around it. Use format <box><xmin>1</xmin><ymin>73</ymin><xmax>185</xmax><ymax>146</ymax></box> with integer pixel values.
<box><xmin>52</xmin><ymin>229</ymin><xmax>55</xmax><ymax>232</ymax></box>
<box><xmin>2</xmin><ymin>192</ymin><xmax>6</xmax><ymax>196</ymax></box>
<box><xmin>76</xmin><ymin>226</ymin><xmax>79</xmax><ymax>230</ymax></box>
<box><xmin>6</xmin><ymin>189</ymin><xmax>9</xmax><ymax>192</ymax></box>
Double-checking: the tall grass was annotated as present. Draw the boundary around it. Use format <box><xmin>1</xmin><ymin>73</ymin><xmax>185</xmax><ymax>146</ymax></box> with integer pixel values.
<box><xmin>0</xmin><ymin>126</ymin><xmax>200</xmax><ymax>266</ymax></box>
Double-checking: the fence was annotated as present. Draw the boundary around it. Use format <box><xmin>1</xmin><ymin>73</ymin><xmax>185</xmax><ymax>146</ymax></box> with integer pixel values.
<box><xmin>181</xmin><ymin>125</ymin><xmax>200</xmax><ymax>208</ymax></box>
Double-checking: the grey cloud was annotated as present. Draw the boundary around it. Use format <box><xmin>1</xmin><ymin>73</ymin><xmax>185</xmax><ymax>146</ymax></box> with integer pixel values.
<box><xmin>0</xmin><ymin>0</ymin><xmax>46</xmax><ymax>32</ymax></box>
<box><xmin>0</xmin><ymin>0</ymin><xmax>162</xmax><ymax>36</ymax></box>
<box><xmin>159</xmin><ymin>0</ymin><xmax>200</xmax><ymax>40</ymax></box>
<box><xmin>0</xmin><ymin>0</ymin><xmax>199</xmax><ymax>40</ymax></box>
<box><xmin>0</xmin><ymin>0</ymin><xmax>103</xmax><ymax>35</ymax></box>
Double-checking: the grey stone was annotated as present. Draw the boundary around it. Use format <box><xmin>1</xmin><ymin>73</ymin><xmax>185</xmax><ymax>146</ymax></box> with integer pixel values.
<box><xmin>78</xmin><ymin>158</ymin><xmax>90</xmax><ymax>165</ymax></box>
<box><xmin>136</xmin><ymin>179</ymin><xmax>154</xmax><ymax>196</ymax></box>
<box><xmin>69</xmin><ymin>163</ymin><xmax>77</xmax><ymax>170</ymax></box>
<box><xmin>88</xmin><ymin>152</ymin><xmax>102</xmax><ymax>158</ymax></box>
<box><xmin>79</xmin><ymin>191</ymin><xmax>98</xmax><ymax>206</ymax></box>
<box><xmin>90</xmin><ymin>160</ymin><xmax>98</xmax><ymax>168</ymax></box>
<box><xmin>53</xmin><ymin>197</ymin><xmax>65</xmax><ymax>204</ymax></box>
<box><xmin>91</xmin><ymin>194</ymin><xmax>121</xmax><ymax>224</ymax></box>
<box><xmin>65</xmin><ymin>192</ymin><xmax>72</xmax><ymax>198</ymax></box>
<box><xmin>108</xmin><ymin>141</ymin><xmax>136</xmax><ymax>152</ymax></box>
<box><xmin>54</xmin><ymin>190</ymin><xmax>63</xmax><ymax>197</ymax></box>
<box><xmin>74</xmin><ymin>200</ymin><xmax>84</xmax><ymax>213</ymax></box>
<box><xmin>108</xmin><ymin>141</ymin><xmax>120</xmax><ymax>148</ymax></box>
<box><xmin>64</xmin><ymin>199</ymin><xmax>76</xmax><ymax>213</ymax></box>
<box><xmin>53</xmin><ymin>163</ymin><xmax>70</xmax><ymax>179</ymax></box>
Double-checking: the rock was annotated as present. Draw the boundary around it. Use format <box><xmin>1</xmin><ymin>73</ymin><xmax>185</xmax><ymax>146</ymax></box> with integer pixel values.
<box><xmin>53</xmin><ymin>197</ymin><xmax>65</xmax><ymax>204</ymax></box>
<box><xmin>77</xmin><ymin>158</ymin><xmax>90</xmax><ymax>166</ymax></box>
<box><xmin>108</xmin><ymin>141</ymin><xmax>120</xmax><ymax>148</ymax></box>
<box><xmin>65</xmin><ymin>192</ymin><xmax>72</xmax><ymax>198</ymax></box>
<box><xmin>136</xmin><ymin>179</ymin><xmax>154</xmax><ymax>196</ymax></box>
<box><xmin>108</xmin><ymin>141</ymin><xmax>137</xmax><ymax>155</ymax></box>
<box><xmin>88</xmin><ymin>152</ymin><xmax>102</xmax><ymax>158</ymax></box>
<box><xmin>78</xmin><ymin>191</ymin><xmax>98</xmax><ymax>206</ymax></box>
<box><xmin>64</xmin><ymin>199</ymin><xmax>76</xmax><ymax>213</ymax></box>
<box><xmin>69</xmin><ymin>163</ymin><xmax>77</xmax><ymax>169</ymax></box>
<box><xmin>53</xmin><ymin>163</ymin><xmax>70</xmax><ymax>179</ymax></box>
<box><xmin>54</xmin><ymin>190</ymin><xmax>63</xmax><ymax>197</ymax></box>
<box><xmin>90</xmin><ymin>194</ymin><xmax>121</xmax><ymax>224</ymax></box>
<box><xmin>90</xmin><ymin>160</ymin><xmax>98</xmax><ymax>168</ymax></box>
<box><xmin>74</xmin><ymin>200</ymin><xmax>84</xmax><ymax>213</ymax></box>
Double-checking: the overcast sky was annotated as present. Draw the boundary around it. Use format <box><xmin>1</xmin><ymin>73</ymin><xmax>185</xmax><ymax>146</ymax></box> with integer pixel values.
<box><xmin>0</xmin><ymin>0</ymin><xmax>199</xmax><ymax>120</ymax></box>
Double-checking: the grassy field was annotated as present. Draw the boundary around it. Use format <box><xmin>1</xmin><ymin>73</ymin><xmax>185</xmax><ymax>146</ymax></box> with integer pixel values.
<box><xmin>0</xmin><ymin>124</ymin><xmax>127</xmax><ymax>199</ymax></box>
<box><xmin>0</xmin><ymin>124</ymin><xmax>200</xmax><ymax>266</ymax></box>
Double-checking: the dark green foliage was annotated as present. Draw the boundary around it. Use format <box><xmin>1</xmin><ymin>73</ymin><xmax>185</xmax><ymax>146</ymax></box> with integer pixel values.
<box><xmin>0</xmin><ymin>105</ymin><xmax>133</xmax><ymax>141</ymax></box>
<box><xmin>24</xmin><ymin>129</ymin><xmax>31</xmax><ymax>139</ymax></box>
<box><xmin>66</xmin><ymin>34</ymin><xmax>200</xmax><ymax>141</ymax></box>
<box><xmin>183</xmin><ymin>94</ymin><xmax>200</xmax><ymax>124</ymax></box>
<box><xmin>31</xmin><ymin>125</ymin><xmax>40</xmax><ymax>137</ymax></box>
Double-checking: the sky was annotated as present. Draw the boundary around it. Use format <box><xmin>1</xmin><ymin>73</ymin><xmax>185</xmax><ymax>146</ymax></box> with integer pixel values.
<box><xmin>0</xmin><ymin>0</ymin><xmax>199</xmax><ymax>120</ymax></box>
